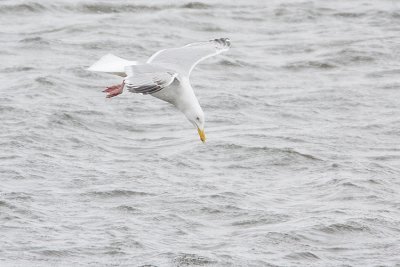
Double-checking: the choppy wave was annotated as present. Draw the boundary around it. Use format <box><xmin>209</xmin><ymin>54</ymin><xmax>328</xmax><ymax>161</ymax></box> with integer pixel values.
<box><xmin>1</xmin><ymin>0</ymin><xmax>399</xmax><ymax>266</ymax></box>
<box><xmin>0</xmin><ymin>2</ymin><xmax>213</xmax><ymax>14</ymax></box>
<box><xmin>86</xmin><ymin>190</ymin><xmax>155</xmax><ymax>198</ymax></box>
<box><xmin>174</xmin><ymin>253</ymin><xmax>216</xmax><ymax>266</ymax></box>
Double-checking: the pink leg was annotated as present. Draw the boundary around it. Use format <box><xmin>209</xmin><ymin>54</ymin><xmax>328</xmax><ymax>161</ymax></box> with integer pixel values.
<box><xmin>103</xmin><ymin>81</ymin><xmax>125</xmax><ymax>98</ymax></box>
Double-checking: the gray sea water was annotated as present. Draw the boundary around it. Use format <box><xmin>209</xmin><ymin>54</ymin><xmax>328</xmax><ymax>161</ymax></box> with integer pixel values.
<box><xmin>1</xmin><ymin>0</ymin><xmax>400</xmax><ymax>266</ymax></box>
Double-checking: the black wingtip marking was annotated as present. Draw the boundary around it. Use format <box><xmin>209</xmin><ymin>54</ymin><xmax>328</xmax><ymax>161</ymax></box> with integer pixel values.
<box><xmin>211</xmin><ymin>38</ymin><xmax>231</xmax><ymax>49</ymax></box>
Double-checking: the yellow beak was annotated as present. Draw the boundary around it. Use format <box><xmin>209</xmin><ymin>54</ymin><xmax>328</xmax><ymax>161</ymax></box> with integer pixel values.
<box><xmin>197</xmin><ymin>128</ymin><xmax>206</xmax><ymax>143</ymax></box>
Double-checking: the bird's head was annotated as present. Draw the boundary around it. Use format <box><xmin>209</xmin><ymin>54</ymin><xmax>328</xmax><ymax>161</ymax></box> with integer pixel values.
<box><xmin>184</xmin><ymin>108</ymin><xmax>206</xmax><ymax>143</ymax></box>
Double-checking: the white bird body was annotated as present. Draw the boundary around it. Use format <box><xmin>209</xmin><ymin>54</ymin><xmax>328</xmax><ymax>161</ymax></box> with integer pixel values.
<box><xmin>88</xmin><ymin>38</ymin><xmax>231</xmax><ymax>142</ymax></box>
<box><xmin>151</xmin><ymin>77</ymin><xmax>193</xmax><ymax>108</ymax></box>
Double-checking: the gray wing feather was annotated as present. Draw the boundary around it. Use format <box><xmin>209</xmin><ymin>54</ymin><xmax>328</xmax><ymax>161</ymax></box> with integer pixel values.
<box><xmin>147</xmin><ymin>38</ymin><xmax>231</xmax><ymax>76</ymax></box>
<box><xmin>124</xmin><ymin>72</ymin><xmax>177</xmax><ymax>95</ymax></box>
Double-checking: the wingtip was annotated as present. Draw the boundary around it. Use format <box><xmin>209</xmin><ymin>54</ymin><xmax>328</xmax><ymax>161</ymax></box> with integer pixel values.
<box><xmin>211</xmin><ymin>38</ymin><xmax>231</xmax><ymax>49</ymax></box>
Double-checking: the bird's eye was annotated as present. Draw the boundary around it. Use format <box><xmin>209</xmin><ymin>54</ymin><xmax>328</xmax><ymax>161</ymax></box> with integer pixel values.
<box><xmin>196</xmin><ymin>117</ymin><xmax>200</xmax><ymax>121</ymax></box>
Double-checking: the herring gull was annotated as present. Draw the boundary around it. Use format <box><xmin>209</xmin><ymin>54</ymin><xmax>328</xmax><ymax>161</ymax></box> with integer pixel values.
<box><xmin>88</xmin><ymin>38</ymin><xmax>231</xmax><ymax>142</ymax></box>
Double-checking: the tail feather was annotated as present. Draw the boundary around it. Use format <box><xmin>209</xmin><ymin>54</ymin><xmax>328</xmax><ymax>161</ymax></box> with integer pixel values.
<box><xmin>88</xmin><ymin>54</ymin><xmax>138</xmax><ymax>76</ymax></box>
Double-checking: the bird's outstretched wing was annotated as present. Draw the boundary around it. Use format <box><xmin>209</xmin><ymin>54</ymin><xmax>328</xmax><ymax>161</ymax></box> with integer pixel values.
<box><xmin>124</xmin><ymin>64</ymin><xmax>177</xmax><ymax>95</ymax></box>
<box><xmin>124</xmin><ymin>72</ymin><xmax>177</xmax><ymax>95</ymax></box>
<box><xmin>146</xmin><ymin>38</ymin><xmax>231</xmax><ymax>76</ymax></box>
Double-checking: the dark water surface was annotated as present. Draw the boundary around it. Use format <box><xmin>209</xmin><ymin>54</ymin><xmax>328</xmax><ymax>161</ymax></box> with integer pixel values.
<box><xmin>1</xmin><ymin>0</ymin><xmax>400</xmax><ymax>266</ymax></box>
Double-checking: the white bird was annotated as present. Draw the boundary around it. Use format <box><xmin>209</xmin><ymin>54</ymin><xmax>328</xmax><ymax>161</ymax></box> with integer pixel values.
<box><xmin>88</xmin><ymin>38</ymin><xmax>231</xmax><ymax>142</ymax></box>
